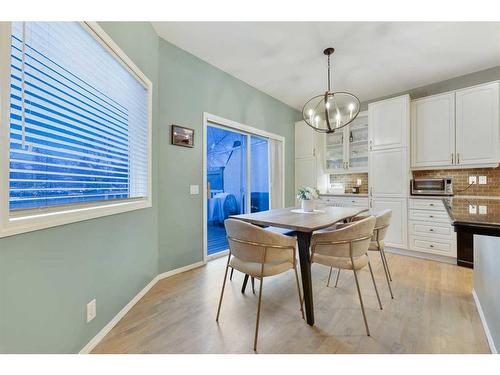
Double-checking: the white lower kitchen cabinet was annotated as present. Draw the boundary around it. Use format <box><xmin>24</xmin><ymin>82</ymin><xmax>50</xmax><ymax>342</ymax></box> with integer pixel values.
<box><xmin>319</xmin><ymin>196</ymin><xmax>369</xmax><ymax>208</ymax></box>
<box><xmin>408</xmin><ymin>198</ymin><xmax>457</xmax><ymax>259</ymax></box>
<box><xmin>370</xmin><ymin>197</ymin><xmax>407</xmax><ymax>249</ymax></box>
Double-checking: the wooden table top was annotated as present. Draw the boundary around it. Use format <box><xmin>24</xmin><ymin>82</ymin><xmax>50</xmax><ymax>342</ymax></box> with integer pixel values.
<box><xmin>231</xmin><ymin>206</ymin><xmax>368</xmax><ymax>232</ymax></box>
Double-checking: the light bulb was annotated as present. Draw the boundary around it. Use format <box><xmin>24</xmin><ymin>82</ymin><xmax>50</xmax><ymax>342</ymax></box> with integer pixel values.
<box><xmin>335</xmin><ymin>112</ymin><xmax>341</xmax><ymax>121</ymax></box>
<box><xmin>308</xmin><ymin>109</ymin><xmax>314</xmax><ymax>117</ymax></box>
<box><xmin>314</xmin><ymin>115</ymin><xmax>320</xmax><ymax>124</ymax></box>
<box><xmin>325</xmin><ymin>102</ymin><xmax>330</xmax><ymax>109</ymax></box>
<box><xmin>348</xmin><ymin>103</ymin><xmax>355</xmax><ymax>111</ymax></box>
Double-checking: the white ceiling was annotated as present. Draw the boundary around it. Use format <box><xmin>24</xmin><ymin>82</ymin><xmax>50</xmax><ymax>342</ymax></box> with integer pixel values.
<box><xmin>152</xmin><ymin>22</ymin><xmax>500</xmax><ymax>110</ymax></box>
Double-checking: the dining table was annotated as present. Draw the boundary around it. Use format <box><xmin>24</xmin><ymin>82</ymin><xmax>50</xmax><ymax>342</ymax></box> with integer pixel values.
<box><xmin>230</xmin><ymin>205</ymin><xmax>368</xmax><ymax>326</ymax></box>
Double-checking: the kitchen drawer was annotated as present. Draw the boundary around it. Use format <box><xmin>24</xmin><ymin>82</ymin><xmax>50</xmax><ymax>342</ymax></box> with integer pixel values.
<box><xmin>319</xmin><ymin>197</ymin><xmax>368</xmax><ymax>208</ymax></box>
<box><xmin>409</xmin><ymin>198</ymin><xmax>446</xmax><ymax>211</ymax></box>
<box><xmin>408</xmin><ymin>220</ymin><xmax>453</xmax><ymax>238</ymax></box>
<box><xmin>409</xmin><ymin>209</ymin><xmax>451</xmax><ymax>223</ymax></box>
<box><xmin>409</xmin><ymin>235</ymin><xmax>456</xmax><ymax>257</ymax></box>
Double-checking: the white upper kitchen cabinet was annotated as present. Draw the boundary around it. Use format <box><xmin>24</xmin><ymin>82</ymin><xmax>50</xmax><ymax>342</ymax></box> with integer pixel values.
<box><xmin>368</xmin><ymin>95</ymin><xmax>410</xmax><ymax>151</ymax></box>
<box><xmin>324</xmin><ymin>111</ymin><xmax>369</xmax><ymax>174</ymax></box>
<box><xmin>411</xmin><ymin>92</ymin><xmax>455</xmax><ymax>168</ymax></box>
<box><xmin>295</xmin><ymin>120</ymin><xmax>315</xmax><ymax>159</ymax></box>
<box><xmin>295</xmin><ymin>157</ymin><xmax>316</xmax><ymax>196</ymax></box>
<box><xmin>455</xmin><ymin>82</ymin><xmax>499</xmax><ymax>166</ymax></box>
<box><xmin>369</xmin><ymin>148</ymin><xmax>408</xmax><ymax>197</ymax></box>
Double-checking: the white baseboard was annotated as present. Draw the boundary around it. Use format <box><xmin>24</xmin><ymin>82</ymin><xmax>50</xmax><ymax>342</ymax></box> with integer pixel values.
<box><xmin>472</xmin><ymin>288</ymin><xmax>497</xmax><ymax>354</ymax></box>
<box><xmin>79</xmin><ymin>260</ymin><xmax>206</xmax><ymax>354</ymax></box>
<box><xmin>385</xmin><ymin>247</ymin><xmax>456</xmax><ymax>265</ymax></box>
<box><xmin>157</xmin><ymin>260</ymin><xmax>205</xmax><ymax>280</ymax></box>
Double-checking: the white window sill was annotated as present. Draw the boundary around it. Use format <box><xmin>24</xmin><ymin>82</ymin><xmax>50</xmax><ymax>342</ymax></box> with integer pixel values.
<box><xmin>0</xmin><ymin>198</ymin><xmax>152</xmax><ymax>238</ymax></box>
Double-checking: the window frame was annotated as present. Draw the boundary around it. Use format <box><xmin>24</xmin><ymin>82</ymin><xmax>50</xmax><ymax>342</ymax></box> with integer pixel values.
<box><xmin>0</xmin><ymin>21</ymin><xmax>153</xmax><ymax>238</ymax></box>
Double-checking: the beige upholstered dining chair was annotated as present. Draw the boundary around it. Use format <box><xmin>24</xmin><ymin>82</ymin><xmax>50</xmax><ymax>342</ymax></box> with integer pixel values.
<box><xmin>311</xmin><ymin>216</ymin><xmax>382</xmax><ymax>336</ymax></box>
<box><xmin>216</xmin><ymin>218</ymin><xmax>304</xmax><ymax>351</ymax></box>
<box><xmin>325</xmin><ymin>209</ymin><xmax>394</xmax><ymax>299</ymax></box>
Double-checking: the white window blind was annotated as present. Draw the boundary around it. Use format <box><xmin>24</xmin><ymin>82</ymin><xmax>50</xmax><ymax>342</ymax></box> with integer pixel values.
<box><xmin>9</xmin><ymin>22</ymin><xmax>149</xmax><ymax>211</ymax></box>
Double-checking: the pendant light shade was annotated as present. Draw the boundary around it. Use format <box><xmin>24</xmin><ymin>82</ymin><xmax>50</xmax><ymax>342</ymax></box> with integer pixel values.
<box><xmin>302</xmin><ymin>48</ymin><xmax>360</xmax><ymax>133</ymax></box>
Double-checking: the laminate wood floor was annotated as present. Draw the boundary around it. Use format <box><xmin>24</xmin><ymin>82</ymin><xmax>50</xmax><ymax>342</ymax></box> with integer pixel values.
<box><xmin>92</xmin><ymin>252</ymin><xmax>490</xmax><ymax>354</ymax></box>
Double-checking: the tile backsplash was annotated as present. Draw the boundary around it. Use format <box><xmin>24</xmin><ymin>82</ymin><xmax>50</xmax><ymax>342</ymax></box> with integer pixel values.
<box><xmin>413</xmin><ymin>167</ymin><xmax>500</xmax><ymax>197</ymax></box>
<box><xmin>329</xmin><ymin>173</ymin><xmax>369</xmax><ymax>194</ymax></box>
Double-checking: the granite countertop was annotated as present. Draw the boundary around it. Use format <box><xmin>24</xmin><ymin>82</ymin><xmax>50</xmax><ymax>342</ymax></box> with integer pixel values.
<box><xmin>443</xmin><ymin>196</ymin><xmax>500</xmax><ymax>227</ymax></box>
<box><xmin>320</xmin><ymin>193</ymin><xmax>369</xmax><ymax>197</ymax></box>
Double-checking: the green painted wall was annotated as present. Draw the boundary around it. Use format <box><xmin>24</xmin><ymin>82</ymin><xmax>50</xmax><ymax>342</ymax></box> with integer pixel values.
<box><xmin>156</xmin><ymin>38</ymin><xmax>300</xmax><ymax>272</ymax></box>
<box><xmin>0</xmin><ymin>22</ymin><xmax>299</xmax><ymax>353</ymax></box>
<box><xmin>0</xmin><ymin>22</ymin><xmax>160</xmax><ymax>354</ymax></box>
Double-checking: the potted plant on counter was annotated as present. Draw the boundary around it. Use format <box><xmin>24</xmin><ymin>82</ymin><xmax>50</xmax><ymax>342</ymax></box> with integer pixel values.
<box><xmin>297</xmin><ymin>187</ymin><xmax>320</xmax><ymax>212</ymax></box>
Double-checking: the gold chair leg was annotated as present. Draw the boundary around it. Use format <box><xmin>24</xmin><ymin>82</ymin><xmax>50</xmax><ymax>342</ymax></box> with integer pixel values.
<box><xmin>379</xmin><ymin>251</ymin><xmax>394</xmax><ymax>299</ymax></box>
<box><xmin>380</xmin><ymin>248</ymin><xmax>393</xmax><ymax>282</ymax></box>
<box><xmin>368</xmin><ymin>260</ymin><xmax>383</xmax><ymax>310</ymax></box>
<box><xmin>294</xmin><ymin>267</ymin><xmax>305</xmax><ymax>320</ymax></box>
<box><xmin>254</xmin><ymin>277</ymin><xmax>264</xmax><ymax>351</ymax></box>
<box><xmin>352</xmin><ymin>268</ymin><xmax>370</xmax><ymax>336</ymax></box>
<box><xmin>326</xmin><ymin>266</ymin><xmax>333</xmax><ymax>287</ymax></box>
<box><xmin>334</xmin><ymin>268</ymin><xmax>341</xmax><ymax>288</ymax></box>
<box><xmin>216</xmin><ymin>255</ymin><xmax>231</xmax><ymax>322</ymax></box>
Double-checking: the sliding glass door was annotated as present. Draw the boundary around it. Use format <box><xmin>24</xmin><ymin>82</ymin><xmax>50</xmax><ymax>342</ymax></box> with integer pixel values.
<box><xmin>250</xmin><ymin>135</ymin><xmax>269</xmax><ymax>213</ymax></box>
<box><xmin>206</xmin><ymin>126</ymin><xmax>247</xmax><ymax>255</ymax></box>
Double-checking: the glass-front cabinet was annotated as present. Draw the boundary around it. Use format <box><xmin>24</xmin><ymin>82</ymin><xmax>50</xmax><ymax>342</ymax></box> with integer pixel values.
<box><xmin>324</xmin><ymin>111</ymin><xmax>368</xmax><ymax>174</ymax></box>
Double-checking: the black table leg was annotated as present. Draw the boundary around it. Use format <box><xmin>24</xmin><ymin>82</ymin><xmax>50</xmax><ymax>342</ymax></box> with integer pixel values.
<box><xmin>296</xmin><ymin>231</ymin><xmax>314</xmax><ymax>326</ymax></box>
<box><xmin>241</xmin><ymin>274</ymin><xmax>249</xmax><ymax>293</ymax></box>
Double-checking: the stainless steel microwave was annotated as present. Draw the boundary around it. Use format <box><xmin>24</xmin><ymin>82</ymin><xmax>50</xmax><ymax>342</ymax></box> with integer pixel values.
<box><xmin>411</xmin><ymin>178</ymin><xmax>453</xmax><ymax>196</ymax></box>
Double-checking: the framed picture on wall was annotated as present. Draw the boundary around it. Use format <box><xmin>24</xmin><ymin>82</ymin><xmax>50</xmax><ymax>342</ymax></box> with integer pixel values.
<box><xmin>171</xmin><ymin>125</ymin><xmax>194</xmax><ymax>148</ymax></box>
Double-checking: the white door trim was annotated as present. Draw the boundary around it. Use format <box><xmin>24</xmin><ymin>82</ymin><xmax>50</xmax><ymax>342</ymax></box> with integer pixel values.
<box><xmin>202</xmin><ymin>112</ymin><xmax>286</xmax><ymax>262</ymax></box>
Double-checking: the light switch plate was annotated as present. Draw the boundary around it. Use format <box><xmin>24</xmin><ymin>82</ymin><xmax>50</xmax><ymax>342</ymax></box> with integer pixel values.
<box><xmin>468</xmin><ymin>176</ymin><xmax>477</xmax><ymax>185</ymax></box>
<box><xmin>469</xmin><ymin>205</ymin><xmax>477</xmax><ymax>214</ymax></box>
<box><xmin>190</xmin><ymin>185</ymin><xmax>199</xmax><ymax>195</ymax></box>
<box><xmin>87</xmin><ymin>299</ymin><xmax>96</xmax><ymax>323</ymax></box>
<box><xmin>479</xmin><ymin>176</ymin><xmax>487</xmax><ymax>185</ymax></box>
<box><xmin>479</xmin><ymin>205</ymin><xmax>488</xmax><ymax>215</ymax></box>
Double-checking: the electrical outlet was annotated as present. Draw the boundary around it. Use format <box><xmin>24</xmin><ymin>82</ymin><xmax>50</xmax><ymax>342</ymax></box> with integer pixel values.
<box><xmin>468</xmin><ymin>176</ymin><xmax>477</xmax><ymax>185</ymax></box>
<box><xmin>479</xmin><ymin>176</ymin><xmax>487</xmax><ymax>185</ymax></box>
<box><xmin>469</xmin><ymin>204</ymin><xmax>477</xmax><ymax>214</ymax></box>
<box><xmin>190</xmin><ymin>185</ymin><xmax>199</xmax><ymax>195</ymax></box>
<box><xmin>479</xmin><ymin>205</ymin><xmax>488</xmax><ymax>215</ymax></box>
<box><xmin>87</xmin><ymin>299</ymin><xmax>96</xmax><ymax>323</ymax></box>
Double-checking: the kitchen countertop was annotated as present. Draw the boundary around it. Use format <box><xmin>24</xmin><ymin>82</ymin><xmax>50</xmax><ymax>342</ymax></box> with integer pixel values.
<box><xmin>320</xmin><ymin>193</ymin><xmax>369</xmax><ymax>197</ymax></box>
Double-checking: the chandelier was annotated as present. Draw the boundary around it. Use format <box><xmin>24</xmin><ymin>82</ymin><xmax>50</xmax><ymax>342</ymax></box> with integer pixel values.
<box><xmin>302</xmin><ymin>47</ymin><xmax>360</xmax><ymax>133</ymax></box>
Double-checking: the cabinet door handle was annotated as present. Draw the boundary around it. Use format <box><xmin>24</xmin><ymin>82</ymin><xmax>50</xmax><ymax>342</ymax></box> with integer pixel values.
<box><xmin>457</xmin><ymin>153</ymin><xmax>460</xmax><ymax>164</ymax></box>
<box><xmin>370</xmin><ymin>187</ymin><xmax>373</xmax><ymax>196</ymax></box>
<box><xmin>429</xmin><ymin>215</ymin><xmax>434</xmax><ymax>218</ymax></box>
<box><xmin>429</xmin><ymin>203</ymin><xmax>434</xmax><ymax>206</ymax></box>
<box><xmin>313</xmin><ymin>148</ymin><xmax>316</xmax><ymax>157</ymax></box>
<box><xmin>429</xmin><ymin>229</ymin><xmax>434</xmax><ymax>232</ymax></box>
<box><xmin>451</xmin><ymin>153</ymin><xmax>454</xmax><ymax>164</ymax></box>
<box><xmin>429</xmin><ymin>244</ymin><xmax>434</xmax><ymax>248</ymax></box>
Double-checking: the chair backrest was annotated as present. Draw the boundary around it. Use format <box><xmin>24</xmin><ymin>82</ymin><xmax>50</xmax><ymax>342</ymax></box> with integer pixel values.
<box><xmin>373</xmin><ymin>209</ymin><xmax>392</xmax><ymax>242</ymax></box>
<box><xmin>311</xmin><ymin>216</ymin><xmax>376</xmax><ymax>259</ymax></box>
<box><xmin>224</xmin><ymin>219</ymin><xmax>296</xmax><ymax>265</ymax></box>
